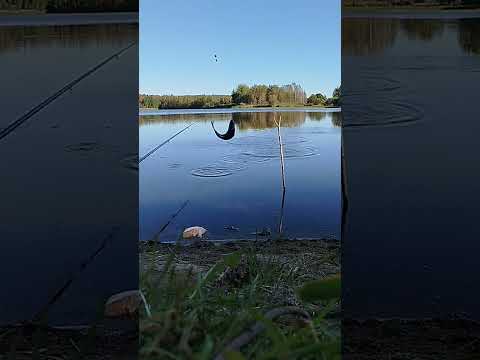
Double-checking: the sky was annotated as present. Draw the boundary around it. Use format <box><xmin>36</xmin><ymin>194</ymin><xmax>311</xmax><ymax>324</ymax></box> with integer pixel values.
<box><xmin>140</xmin><ymin>0</ymin><xmax>340</xmax><ymax>97</ymax></box>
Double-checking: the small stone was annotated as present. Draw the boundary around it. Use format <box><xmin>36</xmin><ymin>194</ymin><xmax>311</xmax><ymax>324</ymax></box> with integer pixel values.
<box><xmin>104</xmin><ymin>290</ymin><xmax>141</xmax><ymax>318</ymax></box>
<box><xmin>182</xmin><ymin>226</ymin><xmax>207</xmax><ymax>239</ymax></box>
<box><xmin>224</xmin><ymin>225</ymin><xmax>240</xmax><ymax>232</ymax></box>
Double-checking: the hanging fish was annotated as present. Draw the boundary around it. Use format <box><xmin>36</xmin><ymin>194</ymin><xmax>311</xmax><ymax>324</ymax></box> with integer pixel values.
<box><xmin>211</xmin><ymin>119</ymin><xmax>235</xmax><ymax>140</ymax></box>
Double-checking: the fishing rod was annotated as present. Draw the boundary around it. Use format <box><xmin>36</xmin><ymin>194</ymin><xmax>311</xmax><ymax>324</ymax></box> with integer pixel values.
<box><xmin>32</xmin><ymin>226</ymin><xmax>119</xmax><ymax>323</ymax></box>
<box><xmin>149</xmin><ymin>200</ymin><xmax>190</xmax><ymax>242</ymax></box>
<box><xmin>139</xmin><ymin>123</ymin><xmax>193</xmax><ymax>163</ymax></box>
<box><xmin>0</xmin><ymin>42</ymin><xmax>137</xmax><ymax>143</ymax></box>
<box><xmin>139</xmin><ymin>115</ymin><xmax>238</xmax><ymax>164</ymax></box>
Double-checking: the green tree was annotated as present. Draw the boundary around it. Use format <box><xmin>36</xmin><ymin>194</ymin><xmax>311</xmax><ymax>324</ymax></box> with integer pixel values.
<box><xmin>307</xmin><ymin>93</ymin><xmax>327</xmax><ymax>106</ymax></box>
<box><xmin>232</xmin><ymin>84</ymin><xmax>252</xmax><ymax>104</ymax></box>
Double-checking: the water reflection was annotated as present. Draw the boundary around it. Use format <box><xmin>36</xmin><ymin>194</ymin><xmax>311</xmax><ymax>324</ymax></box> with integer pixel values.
<box><xmin>342</xmin><ymin>18</ymin><xmax>399</xmax><ymax>55</ymax></box>
<box><xmin>457</xmin><ymin>19</ymin><xmax>480</xmax><ymax>54</ymax></box>
<box><xmin>343</xmin><ymin>17</ymin><xmax>480</xmax><ymax>55</ymax></box>
<box><xmin>140</xmin><ymin>111</ymin><xmax>341</xmax><ymax>130</ymax></box>
<box><xmin>400</xmin><ymin>19</ymin><xmax>445</xmax><ymax>41</ymax></box>
<box><xmin>0</xmin><ymin>24</ymin><xmax>137</xmax><ymax>54</ymax></box>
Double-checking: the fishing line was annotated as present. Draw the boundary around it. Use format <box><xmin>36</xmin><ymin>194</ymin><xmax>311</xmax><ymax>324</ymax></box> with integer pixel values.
<box><xmin>139</xmin><ymin>123</ymin><xmax>193</xmax><ymax>163</ymax></box>
<box><xmin>0</xmin><ymin>42</ymin><xmax>137</xmax><ymax>143</ymax></box>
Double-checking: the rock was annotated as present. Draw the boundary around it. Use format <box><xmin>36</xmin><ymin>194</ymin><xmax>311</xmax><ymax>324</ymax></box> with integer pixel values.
<box><xmin>182</xmin><ymin>226</ymin><xmax>207</xmax><ymax>239</ymax></box>
<box><xmin>224</xmin><ymin>225</ymin><xmax>240</xmax><ymax>232</ymax></box>
<box><xmin>104</xmin><ymin>290</ymin><xmax>142</xmax><ymax>318</ymax></box>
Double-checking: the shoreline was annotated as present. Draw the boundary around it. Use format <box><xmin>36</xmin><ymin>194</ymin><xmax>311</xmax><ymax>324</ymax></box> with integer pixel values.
<box><xmin>343</xmin><ymin>7</ymin><xmax>480</xmax><ymax>18</ymax></box>
<box><xmin>139</xmin><ymin>106</ymin><xmax>342</xmax><ymax>116</ymax></box>
<box><xmin>0</xmin><ymin>12</ymin><xmax>138</xmax><ymax>27</ymax></box>
<box><xmin>139</xmin><ymin>105</ymin><xmax>338</xmax><ymax>110</ymax></box>
<box><xmin>140</xmin><ymin>238</ymin><xmax>340</xmax><ymax>299</ymax></box>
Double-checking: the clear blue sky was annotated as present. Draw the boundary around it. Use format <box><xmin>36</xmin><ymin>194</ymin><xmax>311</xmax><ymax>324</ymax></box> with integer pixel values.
<box><xmin>140</xmin><ymin>0</ymin><xmax>340</xmax><ymax>97</ymax></box>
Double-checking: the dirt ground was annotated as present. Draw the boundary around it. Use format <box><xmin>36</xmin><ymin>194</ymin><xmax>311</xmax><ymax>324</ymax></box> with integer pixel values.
<box><xmin>343</xmin><ymin>318</ymin><xmax>480</xmax><ymax>359</ymax></box>
<box><xmin>139</xmin><ymin>238</ymin><xmax>341</xmax><ymax>279</ymax></box>
<box><xmin>0</xmin><ymin>322</ymin><xmax>138</xmax><ymax>360</ymax></box>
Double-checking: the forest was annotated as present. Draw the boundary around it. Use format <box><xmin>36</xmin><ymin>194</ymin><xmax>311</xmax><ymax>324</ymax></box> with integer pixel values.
<box><xmin>139</xmin><ymin>84</ymin><xmax>341</xmax><ymax>109</ymax></box>
<box><xmin>0</xmin><ymin>0</ymin><xmax>138</xmax><ymax>12</ymax></box>
<box><xmin>139</xmin><ymin>95</ymin><xmax>232</xmax><ymax>110</ymax></box>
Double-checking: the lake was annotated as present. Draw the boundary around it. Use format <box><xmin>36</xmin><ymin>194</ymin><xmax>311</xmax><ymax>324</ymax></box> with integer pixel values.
<box><xmin>139</xmin><ymin>109</ymin><xmax>341</xmax><ymax>243</ymax></box>
<box><xmin>0</xmin><ymin>22</ymin><xmax>138</xmax><ymax>325</ymax></box>
<box><xmin>342</xmin><ymin>12</ymin><xmax>480</xmax><ymax>319</ymax></box>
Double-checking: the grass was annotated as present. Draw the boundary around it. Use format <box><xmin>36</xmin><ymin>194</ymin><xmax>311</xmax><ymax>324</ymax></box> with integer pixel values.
<box><xmin>139</xmin><ymin>240</ymin><xmax>341</xmax><ymax>360</ymax></box>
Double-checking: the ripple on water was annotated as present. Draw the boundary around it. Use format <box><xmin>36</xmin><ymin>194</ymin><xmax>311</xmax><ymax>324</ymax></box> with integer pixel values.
<box><xmin>191</xmin><ymin>133</ymin><xmax>320</xmax><ymax>178</ymax></box>
<box><xmin>343</xmin><ymin>70</ymin><xmax>424</xmax><ymax>129</ymax></box>
<box><xmin>64</xmin><ymin>142</ymin><xmax>102</xmax><ymax>152</ymax></box>
<box><xmin>65</xmin><ymin>142</ymin><xmax>124</xmax><ymax>159</ymax></box>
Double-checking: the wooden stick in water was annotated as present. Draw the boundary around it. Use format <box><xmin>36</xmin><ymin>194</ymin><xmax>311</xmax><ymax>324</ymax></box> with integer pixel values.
<box><xmin>274</xmin><ymin>115</ymin><xmax>286</xmax><ymax>192</ymax></box>
<box><xmin>274</xmin><ymin>114</ymin><xmax>287</xmax><ymax>236</ymax></box>
<box><xmin>278</xmin><ymin>188</ymin><xmax>286</xmax><ymax>235</ymax></box>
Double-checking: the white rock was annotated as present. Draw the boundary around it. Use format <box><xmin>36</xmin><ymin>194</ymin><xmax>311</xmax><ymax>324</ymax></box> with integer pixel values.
<box><xmin>182</xmin><ymin>226</ymin><xmax>207</xmax><ymax>239</ymax></box>
<box><xmin>104</xmin><ymin>290</ymin><xmax>141</xmax><ymax>317</ymax></box>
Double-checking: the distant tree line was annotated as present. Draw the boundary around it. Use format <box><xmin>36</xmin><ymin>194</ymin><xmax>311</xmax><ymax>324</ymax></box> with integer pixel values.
<box><xmin>307</xmin><ymin>87</ymin><xmax>341</xmax><ymax>107</ymax></box>
<box><xmin>140</xmin><ymin>84</ymin><xmax>341</xmax><ymax>110</ymax></box>
<box><xmin>232</xmin><ymin>83</ymin><xmax>341</xmax><ymax>107</ymax></box>
<box><xmin>139</xmin><ymin>94</ymin><xmax>232</xmax><ymax>109</ymax></box>
<box><xmin>231</xmin><ymin>83</ymin><xmax>307</xmax><ymax>107</ymax></box>
<box><xmin>0</xmin><ymin>0</ymin><xmax>138</xmax><ymax>12</ymax></box>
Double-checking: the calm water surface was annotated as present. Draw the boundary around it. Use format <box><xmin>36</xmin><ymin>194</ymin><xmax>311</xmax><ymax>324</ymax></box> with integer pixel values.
<box><xmin>139</xmin><ymin>110</ymin><xmax>341</xmax><ymax>242</ymax></box>
<box><xmin>342</xmin><ymin>13</ymin><xmax>480</xmax><ymax>319</ymax></box>
<box><xmin>0</xmin><ymin>23</ymin><xmax>138</xmax><ymax>325</ymax></box>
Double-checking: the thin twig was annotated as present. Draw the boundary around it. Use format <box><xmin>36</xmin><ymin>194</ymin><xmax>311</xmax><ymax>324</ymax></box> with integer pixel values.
<box><xmin>274</xmin><ymin>115</ymin><xmax>286</xmax><ymax>192</ymax></box>
<box><xmin>69</xmin><ymin>338</ymin><xmax>81</xmax><ymax>354</ymax></box>
<box><xmin>214</xmin><ymin>306</ymin><xmax>311</xmax><ymax>360</ymax></box>
<box><xmin>278</xmin><ymin>188</ymin><xmax>286</xmax><ymax>236</ymax></box>
<box><xmin>139</xmin><ymin>124</ymin><xmax>193</xmax><ymax>163</ymax></box>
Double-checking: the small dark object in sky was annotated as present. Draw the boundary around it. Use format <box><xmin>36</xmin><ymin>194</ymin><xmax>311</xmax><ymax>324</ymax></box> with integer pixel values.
<box><xmin>214</xmin><ymin>54</ymin><xmax>218</xmax><ymax>62</ymax></box>
<box><xmin>211</xmin><ymin>119</ymin><xmax>235</xmax><ymax>140</ymax></box>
